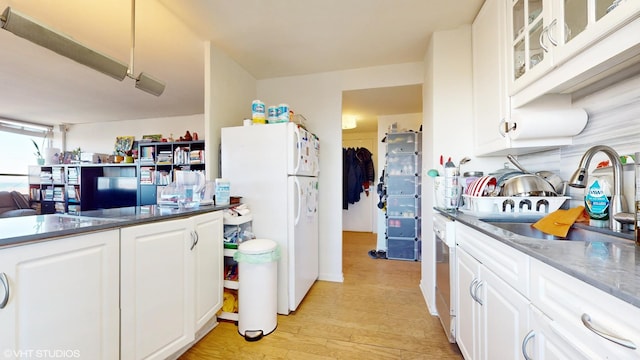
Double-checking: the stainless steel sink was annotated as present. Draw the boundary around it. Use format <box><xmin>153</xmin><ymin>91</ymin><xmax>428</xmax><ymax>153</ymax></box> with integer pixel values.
<box><xmin>486</xmin><ymin>221</ymin><xmax>634</xmax><ymax>243</ymax></box>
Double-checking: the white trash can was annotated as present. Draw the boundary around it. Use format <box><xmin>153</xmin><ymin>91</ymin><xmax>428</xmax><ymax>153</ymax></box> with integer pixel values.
<box><xmin>234</xmin><ymin>238</ymin><xmax>279</xmax><ymax>341</ymax></box>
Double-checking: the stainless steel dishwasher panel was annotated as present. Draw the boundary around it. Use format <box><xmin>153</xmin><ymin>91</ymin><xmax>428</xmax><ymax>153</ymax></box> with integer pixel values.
<box><xmin>434</xmin><ymin>213</ymin><xmax>456</xmax><ymax>343</ymax></box>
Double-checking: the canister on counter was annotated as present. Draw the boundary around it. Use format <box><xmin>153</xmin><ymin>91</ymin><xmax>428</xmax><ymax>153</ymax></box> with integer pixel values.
<box><xmin>277</xmin><ymin>103</ymin><xmax>289</xmax><ymax>123</ymax></box>
<box><xmin>267</xmin><ymin>105</ymin><xmax>278</xmax><ymax>123</ymax></box>
<box><xmin>252</xmin><ymin>100</ymin><xmax>266</xmax><ymax>124</ymax></box>
<box><xmin>463</xmin><ymin>171</ymin><xmax>483</xmax><ymax>194</ymax></box>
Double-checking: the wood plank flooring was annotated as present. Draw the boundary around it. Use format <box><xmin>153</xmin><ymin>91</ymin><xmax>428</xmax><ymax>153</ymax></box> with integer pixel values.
<box><xmin>179</xmin><ymin>231</ymin><xmax>462</xmax><ymax>359</ymax></box>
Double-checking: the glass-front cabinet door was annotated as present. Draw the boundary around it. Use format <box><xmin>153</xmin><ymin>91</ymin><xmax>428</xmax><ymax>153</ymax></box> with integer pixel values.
<box><xmin>508</xmin><ymin>0</ymin><xmax>640</xmax><ymax>96</ymax></box>
<box><xmin>552</xmin><ymin>0</ymin><xmax>640</xmax><ymax>63</ymax></box>
<box><xmin>508</xmin><ymin>0</ymin><xmax>554</xmax><ymax>94</ymax></box>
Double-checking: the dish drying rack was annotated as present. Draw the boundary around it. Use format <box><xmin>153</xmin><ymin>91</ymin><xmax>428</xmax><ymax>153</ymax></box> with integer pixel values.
<box><xmin>462</xmin><ymin>195</ymin><xmax>570</xmax><ymax>220</ymax></box>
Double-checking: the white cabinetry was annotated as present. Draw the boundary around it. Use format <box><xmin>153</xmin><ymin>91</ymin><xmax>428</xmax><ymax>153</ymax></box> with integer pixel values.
<box><xmin>511</xmin><ymin>0</ymin><xmax>640</xmax><ymax>107</ymax></box>
<box><xmin>525</xmin><ymin>305</ymin><xmax>597</xmax><ymax>360</ymax></box>
<box><xmin>472</xmin><ymin>0</ymin><xmax>511</xmax><ymax>156</ymax></box>
<box><xmin>121</xmin><ymin>218</ymin><xmax>195</xmax><ymax>360</ymax></box>
<box><xmin>0</xmin><ymin>230</ymin><xmax>120</xmax><ymax>360</ymax></box>
<box><xmin>192</xmin><ymin>211</ymin><xmax>223</xmax><ymax>331</ymax></box>
<box><xmin>455</xmin><ymin>223</ymin><xmax>530</xmax><ymax>360</ymax></box>
<box><xmin>472</xmin><ymin>0</ymin><xmax>582</xmax><ymax>156</ymax></box>
<box><xmin>507</xmin><ymin>0</ymin><xmax>555</xmax><ymax>93</ymax></box>
<box><xmin>529</xmin><ymin>257</ymin><xmax>640</xmax><ymax>359</ymax></box>
<box><xmin>121</xmin><ymin>212</ymin><xmax>223</xmax><ymax>360</ymax></box>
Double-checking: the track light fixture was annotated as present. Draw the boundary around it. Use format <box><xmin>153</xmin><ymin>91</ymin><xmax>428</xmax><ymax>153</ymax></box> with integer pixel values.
<box><xmin>0</xmin><ymin>4</ymin><xmax>165</xmax><ymax>96</ymax></box>
<box><xmin>127</xmin><ymin>0</ymin><xmax>165</xmax><ymax>96</ymax></box>
<box><xmin>0</xmin><ymin>7</ymin><xmax>129</xmax><ymax>81</ymax></box>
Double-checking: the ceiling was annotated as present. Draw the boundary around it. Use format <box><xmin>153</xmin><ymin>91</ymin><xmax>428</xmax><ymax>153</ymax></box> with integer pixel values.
<box><xmin>0</xmin><ymin>0</ymin><xmax>483</xmax><ymax>127</ymax></box>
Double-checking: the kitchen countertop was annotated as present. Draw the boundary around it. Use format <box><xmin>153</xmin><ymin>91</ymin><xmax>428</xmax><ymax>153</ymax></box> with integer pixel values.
<box><xmin>438</xmin><ymin>209</ymin><xmax>640</xmax><ymax>308</ymax></box>
<box><xmin>0</xmin><ymin>204</ymin><xmax>232</xmax><ymax>249</ymax></box>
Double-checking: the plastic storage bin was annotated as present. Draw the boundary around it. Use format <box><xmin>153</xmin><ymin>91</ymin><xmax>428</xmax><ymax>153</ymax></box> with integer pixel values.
<box><xmin>386</xmin><ymin>176</ymin><xmax>421</xmax><ymax>196</ymax></box>
<box><xmin>386</xmin><ymin>195</ymin><xmax>421</xmax><ymax>218</ymax></box>
<box><xmin>234</xmin><ymin>239</ymin><xmax>280</xmax><ymax>341</ymax></box>
<box><xmin>387</xmin><ymin>238</ymin><xmax>420</xmax><ymax>261</ymax></box>
<box><xmin>386</xmin><ymin>217</ymin><xmax>420</xmax><ymax>238</ymax></box>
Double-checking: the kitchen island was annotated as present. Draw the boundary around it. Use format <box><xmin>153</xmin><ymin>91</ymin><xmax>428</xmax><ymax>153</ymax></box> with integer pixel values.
<box><xmin>439</xmin><ymin>209</ymin><xmax>640</xmax><ymax>359</ymax></box>
<box><xmin>0</xmin><ymin>205</ymin><xmax>229</xmax><ymax>360</ymax></box>
<box><xmin>0</xmin><ymin>204</ymin><xmax>231</xmax><ymax>249</ymax></box>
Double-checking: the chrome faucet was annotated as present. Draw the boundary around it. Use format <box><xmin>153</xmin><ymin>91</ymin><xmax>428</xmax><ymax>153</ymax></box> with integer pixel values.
<box><xmin>568</xmin><ymin>145</ymin><xmax>628</xmax><ymax>231</ymax></box>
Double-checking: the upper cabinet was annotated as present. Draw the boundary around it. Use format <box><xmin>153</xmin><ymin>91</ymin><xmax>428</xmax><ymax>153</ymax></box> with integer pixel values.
<box><xmin>472</xmin><ymin>0</ymin><xmax>639</xmax><ymax>156</ymax></box>
<box><xmin>510</xmin><ymin>0</ymin><xmax>640</xmax><ymax>107</ymax></box>
<box><xmin>508</xmin><ymin>0</ymin><xmax>554</xmax><ymax>94</ymax></box>
<box><xmin>473</xmin><ymin>0</ymin><xmax>587</xmax><ymax>156</ymax></box>
<box><xmin>472</xmin><ymin>0</ymin><xmax>512</xmax><ymax>156</ymax></box>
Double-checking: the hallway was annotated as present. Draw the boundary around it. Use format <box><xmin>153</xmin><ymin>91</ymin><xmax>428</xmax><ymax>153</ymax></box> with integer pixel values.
<box><xmin>180</xmin><ymin>231</ymin><xmax>462</xmax><ymax>359</ymax></box>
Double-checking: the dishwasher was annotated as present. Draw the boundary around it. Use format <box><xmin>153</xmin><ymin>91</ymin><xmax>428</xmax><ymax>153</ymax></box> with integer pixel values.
<box><xmin>434</xmin><ymin>213</ymin><xmax>456</xmax><ymax>343</ymax></box>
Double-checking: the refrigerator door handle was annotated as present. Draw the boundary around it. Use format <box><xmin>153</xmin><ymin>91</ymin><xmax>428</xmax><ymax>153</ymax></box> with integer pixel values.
<box><xmin>292</xmin><ymin>126</ymin><xmax>302</xmax><ymax>174</ymax></box>
<box><xmin>294</xmin><ymin>177</ymin><xmax>302</xmax><ymax>226</ymax></box>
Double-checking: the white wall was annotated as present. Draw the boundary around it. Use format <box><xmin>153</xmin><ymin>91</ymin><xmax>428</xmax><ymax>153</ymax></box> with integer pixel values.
<box><xmin>421</xmin><ymin>26</ymin><xmax>505</xmax><ymax>314</ymax></box>
<box><xmin>342</xmin><ymin>131</ymin><xmax>378</xmax><ymax>233</ymax></box>
<box><xmin>376</xmin><ymin>114</ymin><xmax>422</xmax><ymax>251</ymax></box>
<box><xmin>257</xmin><ymin>62</ymin><xmax>424</xmax><ymax>283</ymax></box>
<box><xmin>64</xmin><ymin>114</ymin><xmax>204</xmax><ymax>154</ymax></box>
<box><xmin>205</xmin><ymin>43</ymin><xmax>257</xmax><ymax>179</ymax></box>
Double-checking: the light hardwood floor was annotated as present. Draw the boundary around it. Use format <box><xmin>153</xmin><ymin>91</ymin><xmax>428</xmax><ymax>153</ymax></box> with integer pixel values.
<box><xmin>180</xmin><ymin>231</ymin><xmax>462</xmax><ymax>359</ymax></box>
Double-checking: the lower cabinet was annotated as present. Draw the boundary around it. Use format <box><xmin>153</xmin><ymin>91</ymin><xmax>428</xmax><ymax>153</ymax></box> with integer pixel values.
<box><xmin>121</xmin><ymin>211</ymin><xmax>223</xmax><ymax>360</ymax></box>
<box><xmin>529</xmin><ymin>257</ymin><xmax>640</xmax><ymax>359</ymax></box>
<box><xmin>193</xmin><ymin>211</ymin><xmax>223</xmax><ymax>330</ymax></box>
<box><xmin>457</xmin><ymin>222</ymin><xmax>640</xmax><ymax>360</ymax></box>
<box><xmin>525</xmin><ymin>305</ymin><xmax>597</xmax><ymax>360</ymax></box>
<box><xmin>0</xmin><ymin>230</ymin><xmax>120</xmax><ymax>360</ymax></box>
<box><xmin>121</xmin><ymin>218</ymin><xmax>195</xmax><ymax>360</ymax></box>
<box><xmin>456</xmin><ymin>246</ymin><xmax>529</xmax><ymax>360</ymax></box>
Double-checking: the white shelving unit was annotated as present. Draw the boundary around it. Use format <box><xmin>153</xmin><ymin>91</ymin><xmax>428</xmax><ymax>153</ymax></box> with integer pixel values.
<box><xmin>218</xmin><ymin>214</ymin><xmax>253</xmax><ymax>322</ymax></box>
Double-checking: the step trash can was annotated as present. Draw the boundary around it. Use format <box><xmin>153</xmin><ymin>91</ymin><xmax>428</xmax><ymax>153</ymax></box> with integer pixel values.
<box><xmin>233</xmin><ymin>238</ymin><xmax>280</xmax><ymax>341</ymax></box>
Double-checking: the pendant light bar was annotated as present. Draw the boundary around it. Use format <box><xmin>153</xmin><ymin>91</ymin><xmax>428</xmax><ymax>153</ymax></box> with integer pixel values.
<box><xmin>1</xmin><ymin>5</ymin><xmax>165</xmax><ymax>96</ymax></box>
<box><xmin>1</xmin><ymin>7</ymin><xmax>129</xmax><ymax>81</ymax></box>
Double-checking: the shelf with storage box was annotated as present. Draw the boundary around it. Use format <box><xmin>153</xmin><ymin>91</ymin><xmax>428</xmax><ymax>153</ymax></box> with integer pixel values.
<box><xmin>218</xmin><ymin>212</ymin><xmax>253</xmax><ymax>322</ymax></box>
<box><xmin>137</xmin><ymin>140</ymin><xmax>206</xmax><ymax>206</ymax></box>
<box><xmin>29</xmin><ymin>165</ymin><xmax>81</xmax><ymax>214</ymax></box>
<box><xmin>28</xmin><ymin>164</ymin><xmax>138</xmax><ymax>214</ymax></box>
<box><xmin>384</xmin><ymin>131</ymin><xmax>422</xmax><ymax>261</ymax></box>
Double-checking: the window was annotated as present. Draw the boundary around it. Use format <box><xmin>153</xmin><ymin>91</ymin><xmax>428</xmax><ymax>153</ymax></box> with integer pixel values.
<box><xmin>0</xmin><ymin>119</ymin><xmax>52</xmax><ymax>193</ymax></box>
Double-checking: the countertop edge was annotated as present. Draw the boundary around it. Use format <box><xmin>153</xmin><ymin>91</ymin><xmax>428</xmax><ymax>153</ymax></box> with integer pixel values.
<box><xmin>0</xmin><ymin>205</ymin><xmax>233</xmax><ymax>250</ymax></box>
<box><xmin>436</xmin><ymin>208</ymin><xmax>640</xmax><ymax>308</ymax></box>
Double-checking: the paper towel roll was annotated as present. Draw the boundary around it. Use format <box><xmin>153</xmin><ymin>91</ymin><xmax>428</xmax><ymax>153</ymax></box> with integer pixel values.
<box><xmin>509</xmin><ymin>108</ymin><xmax>588</xmax><ymax>140</ymax></box>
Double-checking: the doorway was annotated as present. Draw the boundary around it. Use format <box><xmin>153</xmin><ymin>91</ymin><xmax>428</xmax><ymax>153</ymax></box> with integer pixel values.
<box><xmin>341</xmin><ymin>84</ymin><xmax>423</xmax><ymax>255</ymax></box>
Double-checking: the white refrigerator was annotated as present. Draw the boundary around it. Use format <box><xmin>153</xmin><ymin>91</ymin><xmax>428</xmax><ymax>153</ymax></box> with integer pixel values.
<box><xmin>221</xmin><ymin>122</ymin><xmax>320</xmax><ymax>314</ymax></box>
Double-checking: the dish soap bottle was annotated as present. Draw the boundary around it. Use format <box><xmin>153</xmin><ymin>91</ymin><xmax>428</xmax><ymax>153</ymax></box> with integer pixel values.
<box><xmin>584</xmin><ymin>173</ymin><xmax>612</xmax><ymax>228</ymax></box>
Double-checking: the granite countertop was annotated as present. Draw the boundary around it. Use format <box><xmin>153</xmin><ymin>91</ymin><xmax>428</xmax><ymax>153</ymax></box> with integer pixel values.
<box><xmin>0</xmin><ymin>204</ymin><xmax>232</xmax><ymax>249</ymax></box>
<box><xmin>438</xmin><ymin>209</ymin><xmax>640</xmax><ymax>308</ymax></box>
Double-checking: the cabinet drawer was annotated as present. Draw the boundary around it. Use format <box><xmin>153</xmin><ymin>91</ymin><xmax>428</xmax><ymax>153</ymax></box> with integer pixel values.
<box><xmin>455</xmin><ymin>223</ymin><xmax>529</xmax><ymax>296</ymax></box>
<box><xmin>531</xmin><ymin>258</ymin><xmax>640</xmax><ymax>359</ymax></box>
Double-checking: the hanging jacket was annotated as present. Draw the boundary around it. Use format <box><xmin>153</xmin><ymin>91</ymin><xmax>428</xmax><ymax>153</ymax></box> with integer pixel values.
<box><xmin>355</xmin><ymin>147</ymin><xmax>375</xmax><ymax>194</ymax></box>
